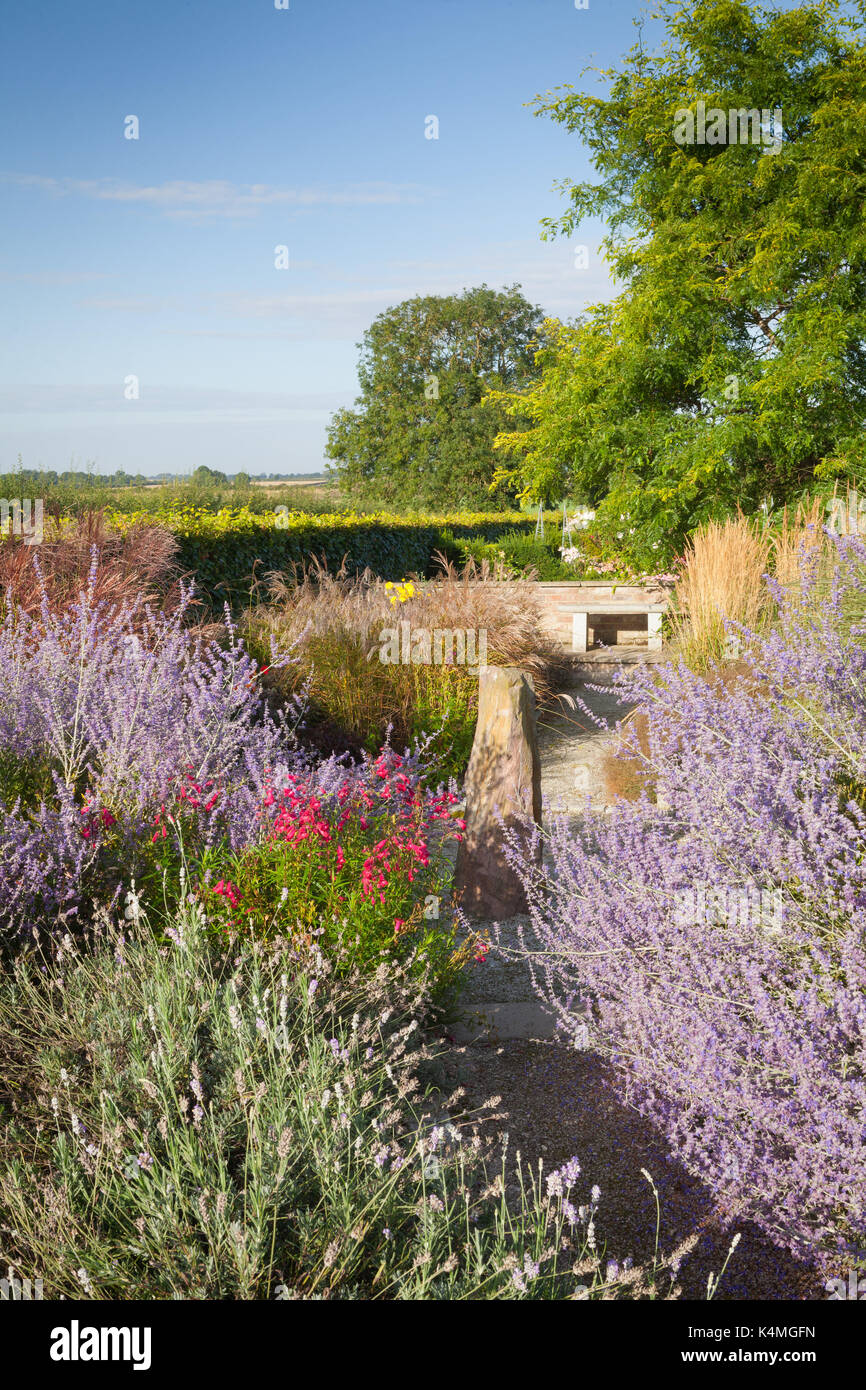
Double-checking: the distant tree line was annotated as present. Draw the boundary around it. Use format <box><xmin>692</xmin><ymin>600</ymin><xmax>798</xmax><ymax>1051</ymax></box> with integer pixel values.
<box><xmin>0</xmin><ymin>465</ymin><xmax>326</xmax><ymax>493</ymax></box>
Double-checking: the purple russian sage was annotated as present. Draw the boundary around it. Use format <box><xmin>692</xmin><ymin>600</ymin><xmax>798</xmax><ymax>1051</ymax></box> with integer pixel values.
<box><xmin>0</xmin><ymin>563</ymin><xmax>304</xmax><ymax>936</ymax></box>
<box><xmin>497</xmin><ymin>533</ymin><xmax>866</xmax><ymax>1265</ymax></box>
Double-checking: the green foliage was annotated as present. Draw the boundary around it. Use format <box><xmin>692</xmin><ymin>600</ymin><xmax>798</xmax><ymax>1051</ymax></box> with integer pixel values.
<box><xmin>0</xmin><ymin>750</ymin><xmax>54</xmax><ymax>811</ymax></box>
<box><xmin>280</xmin><ymin>630</ymin><xmax>479</xmax><ymax>781</ymax></box>
<box><xmin>455</xmin><ymin>532</ymin><xmax>576</xmax><ymax>580</ymax></box>
<box><xmin>191</xmin><ymin>465</ymin><xmax>227</xmax><ymax>487</ymax></box>
<box><xmin>108</xmin><ymin>505</ymin><xmax>560</xmax><ymax>608</ymax></box>
<box><xmin>453</xmin><ymin>527</ymin><xmax>671</xmax><ymax>579</ymax></box>
<box><xmin>326</xmin><ymin>285</ymin><xmax>546</xmax><ymax>510</ymax></box>
<box><xmin>490</xmin><ymin>0</ymin><xmax>866</xmax><ymax>545</ymax></box>
<box><xmin>407</xmin><ymin>671</ymin><xmax>478</xmax><ymax>781</ymax></box>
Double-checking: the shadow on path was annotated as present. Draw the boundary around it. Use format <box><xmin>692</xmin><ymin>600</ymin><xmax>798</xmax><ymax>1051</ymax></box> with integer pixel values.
<box><xmin>448</xmin><ymin>1038</ymin><xmax>824</xmax><ymax>1302</ymax></box>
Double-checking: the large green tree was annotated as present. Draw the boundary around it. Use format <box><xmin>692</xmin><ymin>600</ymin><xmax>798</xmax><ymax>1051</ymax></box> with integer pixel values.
<box><xmin>490</xmin><ymin>0</ymin><xmax>866</xmax><ymax>545</ymax></box>
<box><xmin>326</xmin><ymin>285</ymin><xmax>544</xmax><ymax>510</ymax></box>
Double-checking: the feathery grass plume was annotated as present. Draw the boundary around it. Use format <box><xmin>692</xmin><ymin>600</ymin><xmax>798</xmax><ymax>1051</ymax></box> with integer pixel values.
<box><xmin>670</xmin><ymin>514</ymin><xmax>770</xmax><ymax>670</ymax></box>
<box><xmin>243</xmin><ymin>554</ymin><xmax>564</xmax><ymax>772</ymax></box>
<box><xmin>768</xmin><ymin>495</ymin><xmax>828</xmax><ymax>588</ymax></box>
<box><xmin>0</xmin><ymin>508</ymin><xmax>187</xmax><ymax>623</ymax></box>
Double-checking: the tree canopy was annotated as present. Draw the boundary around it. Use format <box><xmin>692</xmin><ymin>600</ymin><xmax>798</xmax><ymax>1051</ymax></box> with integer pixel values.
<box><xmin>326</xmin><ymin>285</ymin><xmax>545</xmax><ymax>510</ymax></box>
<box><xmin>488</xmin><ymin>0</ymin><xmax>866</xmax><ymax>546</ymax></box>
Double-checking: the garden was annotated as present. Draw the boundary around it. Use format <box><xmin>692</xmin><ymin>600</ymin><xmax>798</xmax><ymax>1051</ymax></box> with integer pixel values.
<box><xmin>3</xmin><ymin>0</ymin><xmax>866</xmax><ymax>1310</ymax></box>
<box><xmin>0</xmin><ymin>489</ymin><xmax>863</xmax><ymax>1302</ymax></box>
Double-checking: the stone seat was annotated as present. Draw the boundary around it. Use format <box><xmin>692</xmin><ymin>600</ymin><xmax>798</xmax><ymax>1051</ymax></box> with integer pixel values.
<box><xmin>572</xmin><ymin>603</ymin><xmax>668</xmax><ymax>654</ymax></box>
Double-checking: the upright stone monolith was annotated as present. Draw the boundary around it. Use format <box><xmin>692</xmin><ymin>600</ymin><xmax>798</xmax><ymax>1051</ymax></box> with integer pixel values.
<box><xmin>455</xmin><ymin>666</ymin><xmax>542</xmax><ymax>918</ymax></box>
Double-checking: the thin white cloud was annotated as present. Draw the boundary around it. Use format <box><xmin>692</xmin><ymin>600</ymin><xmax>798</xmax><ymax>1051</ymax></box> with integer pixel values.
<box><xmin>0</xmin><ymin>384</ymin><xmax>352</xmax><ymax>414</ymax></box>
<box><xmin>2</xmin><ymin>173</ymin><xmax>435</xmax><ymax>220</ymax></box>
<box><xmin>0</xmin><ymin>269</ymin><xmax>116</xmax><ymax>285</ymax></box>
<box><xmin>73</xmin><ymin>257</ymin><xmax>617</xmax><ymax>340</ymax></box>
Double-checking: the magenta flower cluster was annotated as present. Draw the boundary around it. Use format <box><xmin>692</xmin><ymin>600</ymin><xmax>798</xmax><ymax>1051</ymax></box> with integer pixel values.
<box><xmin>502</xmin><ymin>535</ymin><xmax>866</xmax><ymax>1266</ymax></box>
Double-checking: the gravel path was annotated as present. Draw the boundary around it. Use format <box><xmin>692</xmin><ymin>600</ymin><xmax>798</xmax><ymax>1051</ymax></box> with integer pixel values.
<box><xmin>439</xmin><ymin>661</ymin><xmax>825</xmax><ymax>1300</ymax></box>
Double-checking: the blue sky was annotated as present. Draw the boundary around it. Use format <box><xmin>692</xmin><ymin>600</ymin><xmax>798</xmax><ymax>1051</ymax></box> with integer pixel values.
<box><xmin>0</xmin><ymin>0</ymin><xmax>660</xmax><ymax>477</ymax></box>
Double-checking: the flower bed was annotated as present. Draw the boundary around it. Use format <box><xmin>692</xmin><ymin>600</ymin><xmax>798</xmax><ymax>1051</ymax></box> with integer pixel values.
<box><xmin>0</xmin><ymin>573</ymin><xmax>474</xmax><ymax>999</ymax></box>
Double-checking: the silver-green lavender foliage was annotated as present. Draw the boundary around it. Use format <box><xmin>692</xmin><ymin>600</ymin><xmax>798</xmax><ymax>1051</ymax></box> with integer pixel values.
<box><xmin>0</xmin><ymin>897</ymin><xmax>692</xmax><ymax>1301</ymax></box>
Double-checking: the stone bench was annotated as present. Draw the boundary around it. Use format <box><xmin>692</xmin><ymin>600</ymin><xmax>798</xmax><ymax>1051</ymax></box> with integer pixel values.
<box><xmin>572</xmin><ymin>604</ymin><xmax>667</xmax><ymax>654</ymax></box>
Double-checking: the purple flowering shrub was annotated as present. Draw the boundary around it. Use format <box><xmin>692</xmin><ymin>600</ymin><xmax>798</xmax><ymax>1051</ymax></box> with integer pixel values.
<box><xmin>0</xmin><ymin>566</ymin><xmax>305</xmax><ymax>937</ymax></box>
<box><xmin>502</xmin><ymin>535</ymin><xmax>866</xmax><ymax>1265</ymax></box>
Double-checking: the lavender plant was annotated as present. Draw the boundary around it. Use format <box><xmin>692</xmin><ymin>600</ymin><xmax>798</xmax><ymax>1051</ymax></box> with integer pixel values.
<box><xmin>0</xmin><ymin>893</ymin><xmax>718</xmax><ymax>1300</ymax></box>
<box><xmin>499</xmin><ymin>534</ymin><xmax>866</xmax><ymax>1267</ymax></box>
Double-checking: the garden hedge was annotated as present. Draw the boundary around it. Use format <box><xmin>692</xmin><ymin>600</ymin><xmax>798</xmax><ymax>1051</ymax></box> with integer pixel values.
<box><xmin>107</xmin><ymin>506</ymin><xmax>561</xmax><ymax>607</ymax></box>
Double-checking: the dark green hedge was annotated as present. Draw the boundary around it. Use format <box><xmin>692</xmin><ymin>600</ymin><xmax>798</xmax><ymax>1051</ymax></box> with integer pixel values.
<box><xmin>174</xmin><ymin>516</ymin><xmax>558</xmax><ymax>608</ymax></box>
